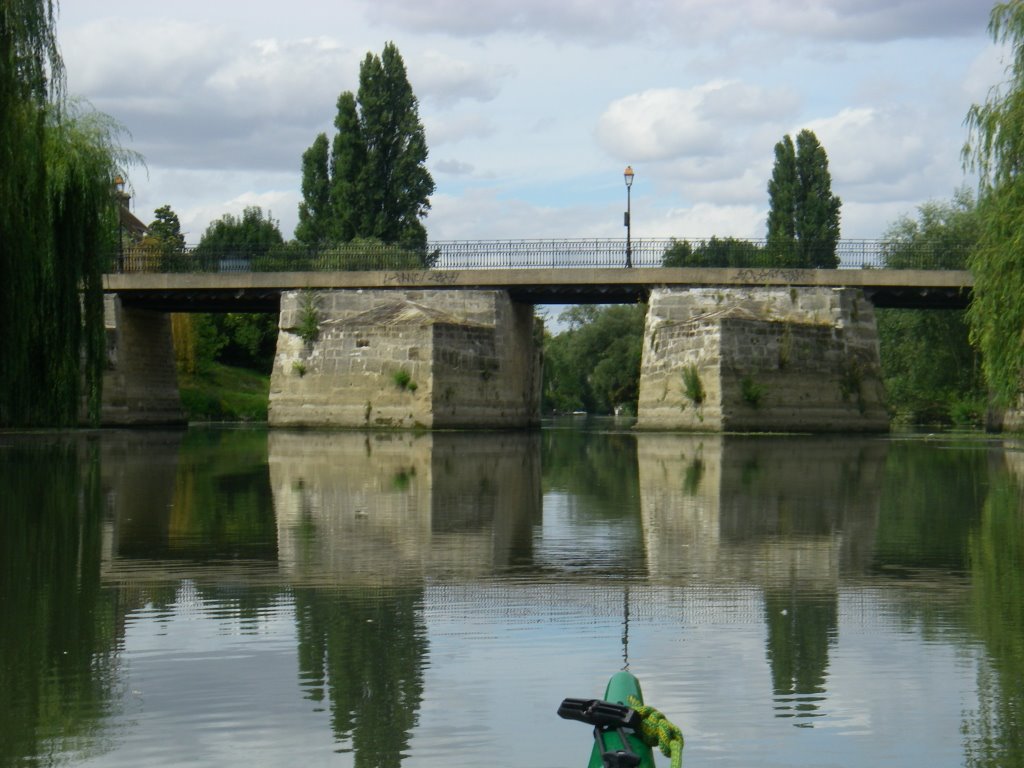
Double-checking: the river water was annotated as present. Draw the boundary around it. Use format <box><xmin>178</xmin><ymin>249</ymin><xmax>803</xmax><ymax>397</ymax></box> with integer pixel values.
<box><xmin>2</xmin><ymin>423</ymin><xmax>1022</xmax><ymax>767</ymax></box>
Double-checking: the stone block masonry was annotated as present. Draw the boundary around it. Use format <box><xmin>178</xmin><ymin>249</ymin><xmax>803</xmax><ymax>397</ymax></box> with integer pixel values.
<box><xmin>269</xmin><ymin>289</ymin><xmax>541</xmax><ymax>429</ymax></box>
<box><xmin>97</xmin><ymin>295</ymin><xmax>186</xmax><ymax>426</ymax></box>
<box><xmin>636</xmin><ymin>286</ymin><xmax>889</xmax><ymax>432</ymax></box>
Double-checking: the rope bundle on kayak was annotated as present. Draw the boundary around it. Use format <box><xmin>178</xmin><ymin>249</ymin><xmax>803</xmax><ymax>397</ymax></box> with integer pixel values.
<box><xmin>627</xmin><ymin>695</ymin><xmax>685</xmax><ymax>768</ymax></box>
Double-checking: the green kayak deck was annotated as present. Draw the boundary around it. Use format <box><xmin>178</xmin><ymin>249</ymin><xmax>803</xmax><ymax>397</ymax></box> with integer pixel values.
<box><xmin>559</xmin><ymin>670</ymin><xmax>656</xmax><ymax>768</ymax></box>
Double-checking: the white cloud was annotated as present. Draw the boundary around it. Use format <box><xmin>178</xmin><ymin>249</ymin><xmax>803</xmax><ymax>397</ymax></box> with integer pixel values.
<box><xmin>434</xmin><ymin>159</ymin><xmax>476</xmax><ymax>176</ymax></box>
<box><xmin>425</xmin><ymin>113</ymin><xmax>499</xmax><ymax>146</ymax></box>
<box><xmin>596</xmin><ymin>84</ymin><xmax>731</xmax><ymax>162</ymax></box>
<box><xmin>414</xmin><ymin>50</ymin><xmax>507</xmax><ymax>106</ymax></box>
<box><xmin>362</xmin><ymin>0</ymin><xmax>989</xmax><ymax>46</ymax></box>
<box><xmin>63</xmin><ymin>18</ymin><xmax>227</xmax><ymax>96</ymax></box>
<box><xmin>806</xmin><ymin>106</ymin><xmax>961</xmax><ymax>204</ymax></box>
<box><xmin>204</xmin><ymin>37</ymin><xmax>360</xmax><ymax>119</ymax></box>
<box><xmin>59</xmin><ymin>0</ymin><xmax>996</xmax><ymax>243</ymax></box>
<box><xmin>596</xmin><ymin>80</ymin><xmax>800</xmax><ymax>165</ymax></box>
<box><xmin>653</xmin><ymin>203</ymin><xmax>767</xmax><ymax>239</ymax></box>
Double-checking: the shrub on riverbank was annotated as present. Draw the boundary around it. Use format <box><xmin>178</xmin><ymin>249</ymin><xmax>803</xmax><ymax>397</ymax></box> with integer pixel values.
<box><xmin>178</xmin><ymin>363</ymin><xmax>269</xmax><ymax>422</ymax></box>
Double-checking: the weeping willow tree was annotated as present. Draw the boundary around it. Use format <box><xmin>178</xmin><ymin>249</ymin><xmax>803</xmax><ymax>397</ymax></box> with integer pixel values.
<box><xmin>1</xmin><ymin>1</ymin><xmax>133</xmax><ymax>425</ymax></box>
<box><xmin>963</xmin><ymin>1</ymin><xmax>1024</xmax><ymax>407</ymax></box>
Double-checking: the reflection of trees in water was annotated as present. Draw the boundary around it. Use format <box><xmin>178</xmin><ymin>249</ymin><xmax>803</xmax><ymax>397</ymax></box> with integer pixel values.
<box><xmin>294</xmin><ymin>587</ymin><xmax>427</xmax><ymax>768</ymax></box>
<box><xmin>0</xmin><ymin>439</ymin><xmax>119</xmax><ymax>764</ymax></box>
<box><xmin>764</xmin><ymin>591</ymin><xmax>836</xmax><ymax>721</ymax></box>
<box><xmin>964</xmin><ymin>474</ymin><xmax>1024</xmax><ymax>768</ymax></box>
<box><xmin>110</xmin><ymin>428</ymin><xmax>278</xmax><ymax>563</ymax></box>
<box><xmin>542</xmin><ymin>428</ymin><xmax>640</xmax><ymax>515</ymax></box>
<box><xmin>172</xmin><ymin>429</ymin><xmax>277</xmax><ymax>561</ymax></box>
<box><xmin>874</xmin><ymin>441</ymin><xmax>989</xmax><ymax>573</ymax></box>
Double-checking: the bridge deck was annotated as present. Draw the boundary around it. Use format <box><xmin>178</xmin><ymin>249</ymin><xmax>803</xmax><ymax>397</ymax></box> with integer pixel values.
<box><xmin>103</xmin><ymin>267</ymin><xmax>972</xmax><ymax>312</ymax></box>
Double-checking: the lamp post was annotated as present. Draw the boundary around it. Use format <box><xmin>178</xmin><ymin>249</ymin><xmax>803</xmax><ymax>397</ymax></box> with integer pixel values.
<box><xmin>623</xmin><ymin>165</ymin><xmax>634</xmax><ymax>268</ymax></box>
<box><xmin>114</xmin><ymin>175</ymin><xmax>126</xmax><ymax>272</ymax></box>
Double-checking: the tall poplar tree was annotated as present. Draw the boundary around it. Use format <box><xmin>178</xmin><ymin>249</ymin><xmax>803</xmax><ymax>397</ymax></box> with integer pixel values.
<box><xmin>963</xmin><ymin>1</ymin><xmax>1024</xmax><ymax>406</ymax></box>
<box><xmin>295</xmin><ymin>133</ymin><xmax>332</xmax><ymax>247</ymax></box>
<box><xmin>1</xmin><ymin>1</ymin><xmax>129</xmax><ymax>426</ymax></box>
<box><xmin>330</xmin><ymin>91</ymin><xmax>366</xmax><ymax>243</ymax></box>
<box><xmin>296</xmin><ymin>43</ymin><xmax>434</xmax><ymax>250</ymax></box>
<box><xmin>766</xmin><ymin>129</ymin><xmax>841</xmax><ymax>268</ymax></box>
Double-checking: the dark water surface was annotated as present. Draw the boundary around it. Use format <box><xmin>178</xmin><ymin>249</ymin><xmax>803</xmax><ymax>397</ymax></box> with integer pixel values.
<box><xmin>2</xmin><ymin>424</ymin><xmax>1023</xmax><ymax>767</ymax></box>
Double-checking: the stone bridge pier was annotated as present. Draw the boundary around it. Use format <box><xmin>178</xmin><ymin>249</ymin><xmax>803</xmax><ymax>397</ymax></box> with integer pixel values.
<box><xmin>268</xmin><ymin>289</ymin><xmax>542</xmax><ymax>429</ymax></box>
<box><xmin>98</xmin><ymin>295</ymin><xmax>186</xmax><ymax>425</ymax></box>
<box><xmin>98</xmin><ymin>285</ymin><xmax>890</xmax><ymax>432</ymax></box>
<box><xmin>636</xmin><ymin>286</ymin><xmax>889</xmax><ymax>431</ymax></box>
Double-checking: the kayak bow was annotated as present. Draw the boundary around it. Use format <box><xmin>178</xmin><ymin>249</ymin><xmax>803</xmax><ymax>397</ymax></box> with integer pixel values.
<box><xmin>558</xmin><ymin>671</ymin><xmax>656</xmax><ymax>768</ymax></box>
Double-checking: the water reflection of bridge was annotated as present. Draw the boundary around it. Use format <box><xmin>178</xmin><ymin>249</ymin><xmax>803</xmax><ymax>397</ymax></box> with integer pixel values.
<box><xmin>96</xmin><ymin>428</ymin><xmax>979</xmax><ymax>728</ymax></box>
<box><xmin>264</xmin><ymin>432</ymin><xmax>885</xmax><ymax>588</ymax></box>
<box><xmin>99</xmin><ymin>431</ymin><xmax>895</xmax><ymax>591</ymax></box>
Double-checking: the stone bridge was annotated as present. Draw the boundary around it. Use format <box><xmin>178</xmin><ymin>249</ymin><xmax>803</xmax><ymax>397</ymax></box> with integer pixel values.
<box><xmin>98</xmin><ymin>241</ymin><xmax>973</xmax><ymax>432</ymax></box>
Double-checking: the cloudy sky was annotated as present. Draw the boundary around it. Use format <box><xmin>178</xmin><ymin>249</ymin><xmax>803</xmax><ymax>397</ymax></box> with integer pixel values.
<box><xmin>58</xmin><ymin>0</ymin><xmax>1001</xmax><ymax>245</ymax></box>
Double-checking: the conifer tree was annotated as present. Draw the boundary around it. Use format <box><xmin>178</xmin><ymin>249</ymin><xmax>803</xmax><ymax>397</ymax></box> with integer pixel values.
<box><xmin>297</xmin><ymin>43</ymin><xmax>434</xmax><ymax>251</ymax></box>
<box><xmin>766</xmin><ymin>135</ymin><xmax>798</xmax><ymax>254</ymax></box>
<box><xmin>148</xmin><ymin>205</ymin><xmax>186</xmax><ymax>249</ymax></box>
<box><xmin>766</xmin><ymin>129</ymin><xmax>841</xmax><ymax>268</ymax></box>
<box><xmin>330</xmin><ymin>91</ymin><xmax>366</xmax><ymax>243</ymax></box>
<box><xmin>295</xmin><ymin>133</ymin><xmax>331</xmax><ymax>247</ymax></box>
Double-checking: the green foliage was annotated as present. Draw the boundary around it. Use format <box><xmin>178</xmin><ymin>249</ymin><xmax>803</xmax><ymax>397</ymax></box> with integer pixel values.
<box><xmin>177</xmin><ymin>362</ymin><xmax>270</xmax><ymax>422</ymax></box>
<box><xmin>147</xmin><ymin>204</ymin><xmax>185</xmax><ymax>249</ymax></box>
<box><xmin>1</xmin><ymin>1</ymin><xmax>134</xmax><ymax>429</ymax></box>
<box><xmin>682</xmin><ymin>365</ymin><xmax>705</xmax><ymax>405</ymax></box>
<box><xmin>295</xmin><ymin>132</ymin><xmax>332</xmax><ymax>247</ymax></box>
<box><xmin>141</xmin><ymin>204</ymin><xmax>188</xmax><ymax>271</ymax></box>
<box><xmin>297</xmin><ymin>42</ymin><xmax>435</xmax><ymax>251</ymax></box>
<box><xmin>183</xmin><ymin>313</ymin><xmax>277</xmax><ymax>375</ymax></box>
<box><xmin>251</xmin><ymin>237</ymin><xmax>434</xmax><ymax>271</ymax></box>
<box><xmin>188</xmin><ymin>314</ymin><xmax>229</xmax><ymax>374</ymax></box>
<box><xmin>966</xmin><ymin>472</ymin><xmax>1024</xmax><ymax>765</ymax></box>
<box><xmin>766</xmin><ymin>129</ymin><xmax>841</xmax><ymax>268</ymax></box>
<box><xmin>542</xmin><ymin>304</ymin><xmax>646</xmax><ymax>414</ymax></box>
<box><xmin>876</xmin><ymin>194</ymin><xmax>985</xmax><ymax>426</ymax></box>
<box><xmin>0</xmin><ymin>440</ymin><xmax>118</xmax><ymax>763</ymax></box>
<box><xmin>219</xmin><ymin>313</ymin><xmax>278</xmax><ymax>371</ymax></box>
<box><xmin>838</xmin><ymin>362</ymin><xmax>864</xmax><ymax>412</ymax></box>
<box><xmin>662</xmin><ymin>236</ymin><xmax>769</xmax><ymax>268</ymax></box>
<box><xmin>392</xmin><ymin>369</ymin><xmax>415</xmax><ymax>390</ymax></box>
<box><xmin>196</xmin><ymin>206</ymin><xmax>284</xmax><ymax>258</ymax></box>
<box><xmin>878</xmin><ymin>308</ymin><xmax>984</xmax><ymax>426</ymax></box>
<box><xmin>741</xmin><ymin>376</ymin><xmax>764</xmax><ymax>408</ymax></box>
<box><xmin>540</xmin><ymin>429</ymin><xmax>642</xmax><ymax>519</ymax></box>
<box><xmin>874</xmin><ymin>439</ymin><xmax>989</xmax><ymax>572</ymax></box>
<box><xmin>963</xmin><ymin>2</ymin><xmax>1024</xmax><ymax>406</ymax></box>
<box><xmin>881</xmin><ymin>191</ymin><xmax>978</xmax><ymax>270</ymax></box>
<box><xmin>296</xmin><ymin>290</ymin><xmax>320</xmax><ymax>344</ymax></box>
<box><xmin>184</xmin><ymin>209</ymin><xmax>283</xmax><ymax>374</ymax></box>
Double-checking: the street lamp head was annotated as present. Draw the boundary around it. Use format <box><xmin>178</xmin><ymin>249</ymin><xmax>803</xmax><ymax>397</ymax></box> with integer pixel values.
<box><xmin>623</xmin><ymin>165</ymin><xmax>634</xmax><ymax>188</ymax></box>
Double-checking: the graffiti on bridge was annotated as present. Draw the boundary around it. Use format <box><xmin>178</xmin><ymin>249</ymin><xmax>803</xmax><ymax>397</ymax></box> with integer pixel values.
<box><xmin>734</xmin><ymin>268</ymin><xmax>809</xmax><ymax>283</ymax></box>
<box><xmin>384</xmin><ymin>270</ymin><xmax>460</xmax><ymax>286</ymax></box>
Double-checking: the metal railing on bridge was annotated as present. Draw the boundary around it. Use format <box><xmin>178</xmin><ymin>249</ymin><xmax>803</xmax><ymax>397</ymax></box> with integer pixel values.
<box><xmin>110</xmin><ymin>237</ymin><xmax>971</xmax><ymax>274</ymax></box>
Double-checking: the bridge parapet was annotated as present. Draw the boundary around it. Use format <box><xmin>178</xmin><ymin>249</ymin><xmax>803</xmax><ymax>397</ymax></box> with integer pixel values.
<box><xmin>108</xmin><ymin>237</ymin><xmax>970</xmax><ymax>274</ymax></box>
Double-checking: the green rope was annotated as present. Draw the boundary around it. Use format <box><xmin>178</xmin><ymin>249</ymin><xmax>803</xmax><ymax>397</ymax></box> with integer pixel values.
<box><xmin>627</xmin><ymin>695</ymin><xmax>685</xmax><ymax>768</ymax></box>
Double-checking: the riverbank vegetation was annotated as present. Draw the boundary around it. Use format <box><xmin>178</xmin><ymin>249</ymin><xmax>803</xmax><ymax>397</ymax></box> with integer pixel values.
<box><xmin>0</xmin><ymin>4</ymin><xmax>134</xmax><ymax>426</ymax></box>
<box><xmin>178</xmin><ymin>363</ymin><xmax>270</xmax><ymax>423</ymax></box>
